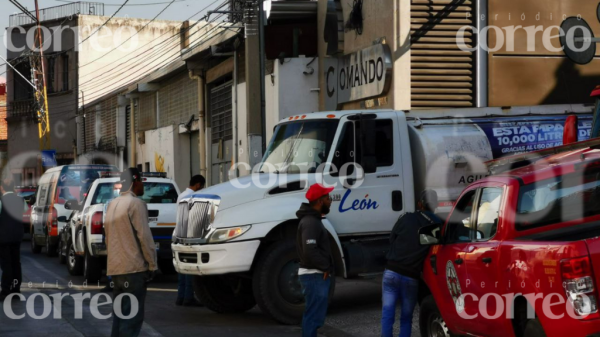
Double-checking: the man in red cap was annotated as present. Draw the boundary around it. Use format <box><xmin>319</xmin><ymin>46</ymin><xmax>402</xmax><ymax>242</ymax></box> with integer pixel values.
<box><xmin>296</xmin><ymin>183</ymin><xmax>334</xmax><ymax>337</ymax></box>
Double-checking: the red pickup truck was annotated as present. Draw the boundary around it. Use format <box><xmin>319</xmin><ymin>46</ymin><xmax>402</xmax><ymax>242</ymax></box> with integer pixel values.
<box><xmin>418</xmin><ymin>141</ymin><xmax>600</xmax><ymax>337</ymax></box>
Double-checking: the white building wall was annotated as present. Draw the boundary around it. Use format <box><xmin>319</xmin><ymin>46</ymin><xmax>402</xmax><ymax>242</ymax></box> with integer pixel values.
<box><xmin>232</xmin><ymin>57</ymin><xmax>320</xmax><ymax>178</ymax></box>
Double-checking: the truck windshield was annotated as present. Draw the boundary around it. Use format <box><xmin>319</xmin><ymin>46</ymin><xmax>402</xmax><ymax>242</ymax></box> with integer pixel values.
<box><xmin>259</xmin><ymin>119</ymin><xmax>339</xmax><ymax>174</ymax></box>
<box><xmin>516</xmin><ymin>169</ymin><xmax>600</xmax><ymax>229</ymax></box>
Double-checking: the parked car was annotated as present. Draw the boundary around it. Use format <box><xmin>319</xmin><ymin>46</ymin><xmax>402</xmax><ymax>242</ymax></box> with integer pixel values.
<box><xmin>30</xmin><ymin>165</ymin><xmax>118</xmax><ymax>257</ymax></box>
<box><xmin>418</xmin><ymin>139</ymin><xmax>600</xmax><ymax>337</ymax></box>
<box><xmin>15</xmin><ymin>185</ymin><xmax>37</xmax><ymax>237</ymax></box>
<box><xmin>62</xmin><ymin>172</ymin><xmax>180</xmax><ymax>281</ymax></box>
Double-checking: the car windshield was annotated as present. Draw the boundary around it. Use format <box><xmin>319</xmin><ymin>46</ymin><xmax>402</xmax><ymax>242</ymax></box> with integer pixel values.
<box><xmin>56</xmin><ymin>167</ymin><xmax>118</xmax><ymax>204</ymax></box>
<box><xmin>516</xmin><ymin>168</ymin><xmax>600</xmax><ymax>229</ymax></box>
<box><xmin>93</xmin><ymin>182</ymin><xmax>179</xmax><ymax>204</ymax></box>
<box><xmin>259</xmin><ymin>119</ymin><xmax>339</xmax><ymax>174</ymax></box>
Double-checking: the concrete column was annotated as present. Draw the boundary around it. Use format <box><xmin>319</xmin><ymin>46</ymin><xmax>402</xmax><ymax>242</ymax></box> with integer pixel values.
<box><xmin>245</xmin><ymin>33</ymin><xmax>263</xmax><ymax>170</ymax></box>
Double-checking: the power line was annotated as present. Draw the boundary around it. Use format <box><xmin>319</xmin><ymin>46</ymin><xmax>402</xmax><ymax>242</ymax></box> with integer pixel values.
<box><xmin>79</xmin><ymin>0</ymin><xmax>130</xmax><ymax>45</ymax></box>
<box><xmin>79</xmin><ymin>0</ymin><xmax>177</xmax><ymax>68</ymax></box>
<box><xmin>78</xmin><ymin>0</ymin><xmax>225</xmax><ymax>79</ymax></box>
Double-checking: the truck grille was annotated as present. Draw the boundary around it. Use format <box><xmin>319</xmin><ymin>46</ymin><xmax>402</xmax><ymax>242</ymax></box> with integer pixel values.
<box><xmin>174</xmin><ymin>201</ymin><xmax>189</xmax><ymax>238</ymax></box>
<box><xmin>187</xmin><ymin>202</ymin><xmax>212</xmax><ymax>238</ymax></box>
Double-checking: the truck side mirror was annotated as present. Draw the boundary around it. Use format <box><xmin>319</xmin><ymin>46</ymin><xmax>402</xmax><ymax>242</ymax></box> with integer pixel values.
<box><xmin>28</xmin><ymin>196</ymin><xmax>36</xmax><ymax>206</ymax></box>
<box><xmin>57</xmin><ymin>216</ymin><xmax>68</xmax><ymax>223</ymax></box>
<box><xmin>419</xmin><ymin>223</ymin><xmax>442</xmax><ymax>246</ymax></box>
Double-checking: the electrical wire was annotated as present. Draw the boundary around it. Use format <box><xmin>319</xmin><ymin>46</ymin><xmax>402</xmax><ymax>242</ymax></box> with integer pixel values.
<box><xmin>79</xmin><ymin>0</ymin><xmax>178</xmax><ymax>68</ymax></box>
<box><xmin>78</xmin><ymin>0</ymin><xmax>225</xmax><ymax>80</ymax></box>
<box><xmin>79</xmin><ymin>0</ymin><xmax>130</xmax><ymax>45</ymax></box>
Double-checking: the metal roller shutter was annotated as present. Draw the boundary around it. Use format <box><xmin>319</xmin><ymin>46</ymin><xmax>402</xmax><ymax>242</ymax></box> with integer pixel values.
<box><xmin>411</xmin><ymin>0</ymin><xmax>476</xmax><ymax>109</ymax></box>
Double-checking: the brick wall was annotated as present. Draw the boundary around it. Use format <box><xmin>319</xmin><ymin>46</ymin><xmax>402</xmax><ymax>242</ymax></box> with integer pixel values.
<box><xmin>157</xmin><ymin>71</ymin><xmax>198</xmax><ymax>128</ymax></box>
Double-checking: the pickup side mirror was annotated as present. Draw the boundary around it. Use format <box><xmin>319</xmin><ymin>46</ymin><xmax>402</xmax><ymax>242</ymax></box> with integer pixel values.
<box><xmin>28</xmin><ymin>196</ymin><xmax>36</xmax><ymax>206</ymax></box>
<box><xmin>57</xmin><ymin>216</ymin><xmax>68</xmax><ymax>223</ymax></box>
<box><xmin>64</xmin><ymin>200</ymin><xmax>80</xmax><ymax>211</ymax></box>
<box><xmin>419</xmin><ymin>223</ymin><xmax>442</xmax><ymax>246</ymax></box>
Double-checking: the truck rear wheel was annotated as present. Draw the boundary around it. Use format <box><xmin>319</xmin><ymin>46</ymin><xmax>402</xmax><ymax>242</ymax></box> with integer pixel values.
<box><xmin>252</xmin><ymin>240</ymin><xmax>305</xmax><ymax>325</ymax></box>
<box><xmin>523</xmin><ymin>318</ymin><xmax>546</xmax><ymax>337</ymax></box>
<box><xmin>83</xmin><ymin>248</ymin><xmax>102</xmax><ymax>282</ymax></box>
<box><xmin>193</xmin><ymin>275</ymin><xmax>255</xmax><ymax>313</ymax></box>
<box><xmin>419</xmin><ymin>295</ymin><xmax>455</xmax><ymax>337</ymax></box>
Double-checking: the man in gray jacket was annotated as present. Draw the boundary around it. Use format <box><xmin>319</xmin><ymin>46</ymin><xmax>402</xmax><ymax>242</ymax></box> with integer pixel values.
<box><xmin>105</xmin><ymin>168</ymin><xmax>157</xmax><ymax>337</ymax></box>
<box><xmin>296</xmin><ymin>183</ymin><xmax>334</xmax><ymax>337</ymax></box>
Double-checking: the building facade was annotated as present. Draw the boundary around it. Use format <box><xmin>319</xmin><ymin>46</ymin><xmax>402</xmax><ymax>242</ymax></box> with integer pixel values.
<box><xmin>5</xmin><ymin>2</ymin><xmax>187</xmax><ymax>183</ymax></box>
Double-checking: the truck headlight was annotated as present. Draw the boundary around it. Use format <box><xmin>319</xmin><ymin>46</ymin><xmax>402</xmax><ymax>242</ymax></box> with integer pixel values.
<box><xmin>208</xmin><ymin>225</ymin><xmax>251</xmax><ymax>243</ymax></box>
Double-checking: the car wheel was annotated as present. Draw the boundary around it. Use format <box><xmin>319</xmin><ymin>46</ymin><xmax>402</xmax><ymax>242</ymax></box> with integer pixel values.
<box><xmin>420</xmin><ymin>295</ymin><xmax>455</xmax><ymax>337</ymax></box>
<box><xmin>193</xmin><ymin>275</ymin><xmax>255</xmax><ymax>313</ymax></box>
<box><xmin>67</xmin><ymin>240</ymin><xmax>83</xmax><ymax>276</ymax></box>
<box><xmin>83</xmin><ymin>248</ymin><xmax>102</xmax><ymax>282</ymax></box>
<box><xmin>45</xmin><ymin>236</ymin><xmax>57</xmax><ymax>257</ymax></box>
<box><xmin>58</xmin><ymin>239</ymin><xmax>66</xmax><ymax>264</ymax></box>
<box><xmin>523</xmin><ymin>318</ymin><xmax>547</xmax><ymax>337</ymax></box>
<box><xmin>30</xmin><ymin>229</ymin><xmax>42</xmax><ymax>254</ymax></box>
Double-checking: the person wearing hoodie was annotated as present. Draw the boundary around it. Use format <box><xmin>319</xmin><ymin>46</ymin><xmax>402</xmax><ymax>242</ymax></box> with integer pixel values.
<box><xmin>381</xmin><ymin>189</ymin><xmax>442</xmax><ymax>337</ymax></box>
<box><xmin>296</xmin><ymin>183</ymin><xmax>334</xmax><ymax>337</ymax></box>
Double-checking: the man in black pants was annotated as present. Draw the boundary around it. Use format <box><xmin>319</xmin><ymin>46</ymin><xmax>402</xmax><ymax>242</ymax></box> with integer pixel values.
<box><xmin>0</xmin><ymin>178</ymin><xmax>26</xmax><ymax>301</ymax></box>
<box><xmin>296</xmin><ymin>183</ymin><xmax>334</xmax><ymax>337</ymax></box>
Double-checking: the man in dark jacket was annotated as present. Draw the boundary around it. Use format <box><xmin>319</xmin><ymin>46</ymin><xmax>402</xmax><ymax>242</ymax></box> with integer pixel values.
<box><xmin>0</xmin><ymin>178</ymin><xmax>26</xmax><ymax>301</ymax></box>
<box><xmin>381</xmin><ymin>190</ymin><xmax>442</xmax><ymax>337</ymax></box>
<box><xmin>296</xmin><ymin>183</ymin><xmax>334</xmax><ymax>337</ymax></box>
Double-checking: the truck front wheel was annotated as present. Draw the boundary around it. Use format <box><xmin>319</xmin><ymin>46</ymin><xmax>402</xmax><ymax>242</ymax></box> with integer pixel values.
<box><xmin>419</xmin><ymin>295</ymin><xmax>455</xmax><ymax>337</ymax></box>
<box><xmin>253</xmin><ymin>240</ymin><xmax>306</xmax><ymax>325</ymax></box>
<box><xmin>193</xmin><ymin>275</ymin><xmax>255</xmax><ymax>313</ymax></box>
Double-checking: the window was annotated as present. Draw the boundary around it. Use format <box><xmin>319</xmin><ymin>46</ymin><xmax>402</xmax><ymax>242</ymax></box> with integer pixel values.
<box><xmin>475</xmin><ymin>188</ymin><xmax>503</xmax><ymax>240</ymax></box>
<box><xmin>140</xmin><ymin>183</ymin><xmax>178</xmax><ymax>204</ymax></box>
<box><xmin>445</xmin><ymin>190</ymin><xmax>477</xmax><ymax>243</ymax></box>
<box><xmin>260</xmin><ymin>119</ymin><xmax>339</xmax><ymax>174</ymax></box>
<box><xmin>330</xmin><ymin>119</ymin><xmax>394</xmax><ymax>176</ymax></box>
<box><xmin>38</xmin><ymin>184</ymin><xmax>49</xmax><ymax>206</ymax></box>
<box><xmin>516</xmin><ymin>168</ymin><xmax>600</xmax><ymax>230</ymax></box>
<box><xmin>91</xmin><ymin>183</ymin><xmax>120</xmax><ymax>205</ymax></box>
<box><xmin>14</xmin><ymin>63</ymin><xmax>33</xmax><ymax>101</ymax></box>
<box><xmin>47</xmin><ymin>57</ymin><xmax>55</xmax><ymax>93</ymax></box>
<box><xmin>62</xmin><ymin>55</ymin><xmax>69</xmax><ymax>91</ymax></box>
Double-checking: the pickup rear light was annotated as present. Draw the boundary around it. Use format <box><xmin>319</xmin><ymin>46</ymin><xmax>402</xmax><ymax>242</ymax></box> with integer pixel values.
<box><xmin>91</xmin><ymin>212</ymin><xmax>103</xmax><ymax>235</ymax></box>
<box><xmin>561</xmin><ymin>256</ymin><xmax>599</xmax><ymax>318</ymax></box>
<box><xmin>49</xmin><ymin>207</ymin><xmax>58</xmax><ymax>236</ymax></box>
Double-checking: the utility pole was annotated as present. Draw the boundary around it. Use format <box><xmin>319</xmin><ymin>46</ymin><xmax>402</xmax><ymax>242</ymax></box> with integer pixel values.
<box><xmin>33</xmin><ymin>0</ymin><xmax>51</xmax><ymax>151</ymax></box>
<box><xmin>258</xmin><ymin>0</ymin><xmax>266</xmax><ymax>153</ymax></box>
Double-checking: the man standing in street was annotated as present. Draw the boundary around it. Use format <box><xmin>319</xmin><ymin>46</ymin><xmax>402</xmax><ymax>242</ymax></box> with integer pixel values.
<box><xmin>105</xmin><ymin>168</ymin><xmax>158</xmax><ymax>337</ymax></box>
<box><xmin>0</xmin><ymin>177</ymin><xmax>25</xmax><ymax>301</ymax></box>
<box><xmin>175</xmin><ymin>174</ymin><xmax>205</xmax><ymax>307</ymax></box>
<box><xmin>296</xmin><ymin>183</ymin><xmax>334</xmax><ymax>337</ymax></box>
<box><xmin>381</xmin><ymin>190</ymin><xmax>442</xmax><ymax>337</ymax></box>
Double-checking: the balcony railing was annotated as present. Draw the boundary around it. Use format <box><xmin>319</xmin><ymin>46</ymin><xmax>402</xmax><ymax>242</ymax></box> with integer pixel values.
<box><xmin>7</xmin><ymin>100</ymin><xmax>36</xmax><ymax>120</ymax></box>
<box><xmin>9</xmin><ymin>2</ymin><xmax>104</xmax><ymax>27</ymax></box>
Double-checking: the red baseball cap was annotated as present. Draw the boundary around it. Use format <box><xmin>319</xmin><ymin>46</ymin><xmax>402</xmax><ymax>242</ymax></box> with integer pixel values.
<box><xmin>306</xmin><ymin>183</ymin><xmax>334</xmax><ymax>202</ymax></box>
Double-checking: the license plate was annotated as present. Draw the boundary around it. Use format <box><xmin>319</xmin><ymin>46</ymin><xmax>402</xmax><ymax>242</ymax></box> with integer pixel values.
<box><xmin>149</xmin><ymin>217</ymin><xmax>158</xmax><ymax>222</ymax></box>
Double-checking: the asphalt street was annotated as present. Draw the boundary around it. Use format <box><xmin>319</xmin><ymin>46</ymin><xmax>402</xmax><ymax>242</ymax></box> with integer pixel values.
<box><xmin>0</xmin><ymin>242</ymin><xmax>421</xmax><ymax>337</ymax></box>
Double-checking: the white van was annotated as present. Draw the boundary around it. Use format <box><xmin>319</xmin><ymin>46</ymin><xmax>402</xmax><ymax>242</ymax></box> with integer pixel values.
<box><xmin>30</xmin><ymin>165</ymin><xmax>118</xmax><ymax>256</ymax></box>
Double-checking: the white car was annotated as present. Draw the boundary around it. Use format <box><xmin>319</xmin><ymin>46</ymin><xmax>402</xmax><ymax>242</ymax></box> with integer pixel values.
<box><xmin>62</xmin><ymin>172</ymin><xmax>180</xmax><ymax>281</ymax></box>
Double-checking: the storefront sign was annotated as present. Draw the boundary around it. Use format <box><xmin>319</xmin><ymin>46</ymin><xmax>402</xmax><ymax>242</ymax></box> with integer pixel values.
<box><xmin>325</xmin><ymin>43</ymin><xmax>392</xmax><ymax>110</ymax></box>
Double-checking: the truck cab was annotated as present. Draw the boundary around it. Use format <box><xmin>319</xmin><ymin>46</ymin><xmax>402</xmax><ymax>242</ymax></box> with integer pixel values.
<box><xmin>172</xmin><ymin>107</ymin><xmax>593</xmax><ymax>324</ymax></box>
<box><xmin>418</xmin><ymin>141</ymin><xmax>600</xmax><ymax>337</ymax></box>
